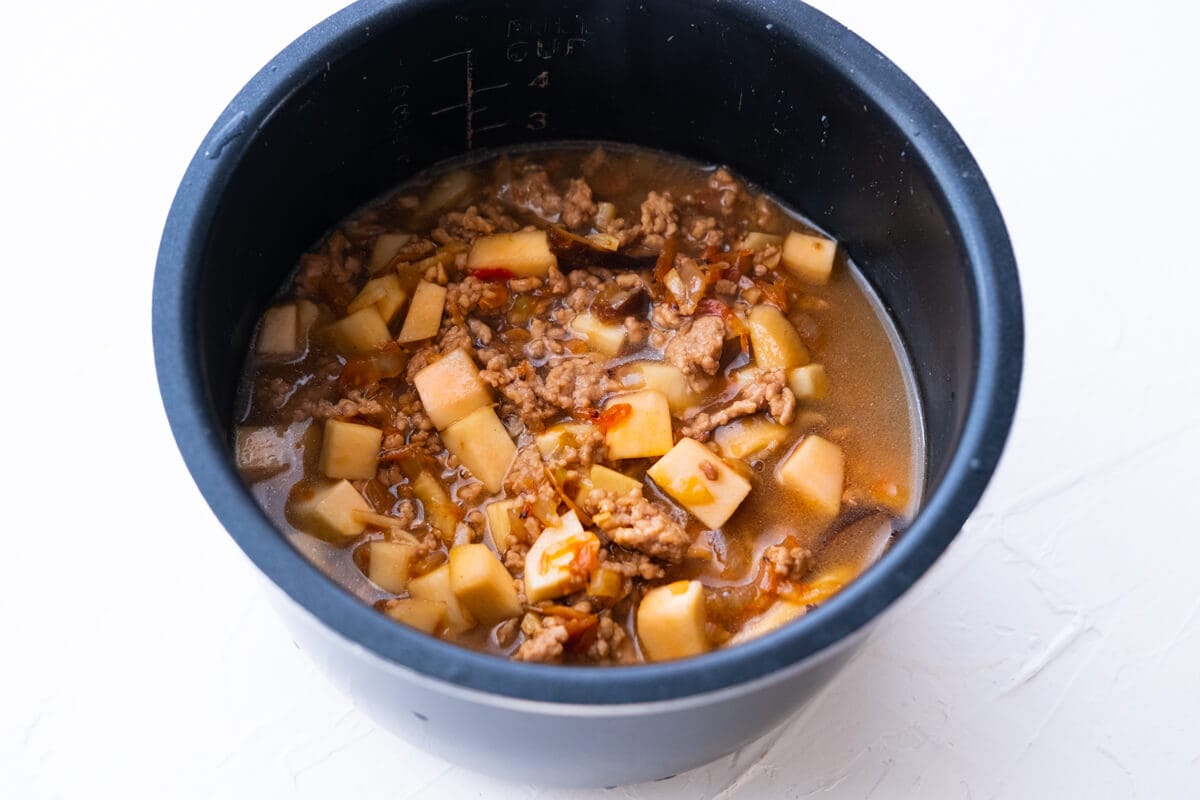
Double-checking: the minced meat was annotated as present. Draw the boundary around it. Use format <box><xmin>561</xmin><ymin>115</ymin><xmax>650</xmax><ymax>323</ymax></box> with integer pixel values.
<box><xmin>680</xmin><ymin>369</ymin><xmax>798</xmax><ymax>440</ymax></box>
<box><xmin>665</xmin><ymin>315</ymin><xmax>726</xmax><ymax>391</ymax></box>
<box><xmin>763</xmin><ymin>544</ymin><xmax>814</xmax><ymax>581</ymax></box>
<box><xmin>586</xmin><ymin>490</ymin><xmax>692</xmax><ymax>563</ymax></box>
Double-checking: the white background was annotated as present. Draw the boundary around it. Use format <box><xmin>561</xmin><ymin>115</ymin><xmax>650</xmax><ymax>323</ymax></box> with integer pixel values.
<box><xmin>3</xmin><ymin>0</ymin><xmax>1198</xmax><ymax>796</ymax></box>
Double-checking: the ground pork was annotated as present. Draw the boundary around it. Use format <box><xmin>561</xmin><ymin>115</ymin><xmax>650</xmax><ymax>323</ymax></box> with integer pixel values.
<box><xmin>561</xmin><ymin>178</ymin><xmax>597</xmax><ymax>229</ymax></box>
<box><xmin>294</xmin><ymin>253</ymin><xmax>331</xmax><ymax>298</ymax></box>
<box><xmin>381</xmin><ymin>499</ymin><xmax>419</xmax><ymax>531</ymax></box>
<box><xmin>431</xmin><ymin>205</ymin><xmax>495</xmax><ymax>245</ymax></box>
<box><xmin>466</xmin><ymin>318</ymin><xmax>493</xmax><ymax>345</ymax></box>
<box><xmin>580</xmin><ymin>146</ymin><xmax>607</xmax><ymax>177</ymax></box>
<box><xmin>585</xmin><ymin>490</ymin><xmax>692</xmax><ymax>562</ymax></box>
<box><xmin>539</xmin><ymin>356</ymin><xmax>617</xmax><ymax>411</ymax></box>
<box><xmin>507</xmin><ymin>167</ymin><xmax>563</xmax><ymax>220</ymax></box>
<box><xmin>650</xmin><ymin>300</ymin><xmax>686</xmax><ymax>330</ymax></box>
<box><xmin>763</xmin><ymin>544</ymin><xmax>814</xmax><ymax>581</ymax></box>
<box><xmin>477</xmin><ymin>202</ymin><xmax>521</xmax><ymax>233</ymax></box>
<box><xmin>639</xmin><ymin>191</ymin><xmax>678</xmax><ymax>251</ymax></box>
<box><xmin>714</xmin><ymin>278</ymin><xmax>739</xmax><ymax>297</ymax></box>
<box><xmin>446</xmin><ymin>276</ymin><xmax>505</xmax><ymax>318</ymax></box>
<box><xmin>625</xmin><ymin>316</ymin><xmax>649</xmax><ymax>347</ymax></box>
<box><xmin>514</xmin><ymin>620</ymin><xmax>569</xmax><ymax>663</ymax></box>
<box><xmin>752</xmin><ymin>243</ymin><xmax>783</xmax><ymax>274</ymax></box>
<box><xmin>503</xmin><ymin>541</ymin><xmax>531</xmax><ymax>574</ymax></box>
<box><xmin>263</xmin><ymin>376</ymin><xmax>294</xmax><ymax>410</ymax></box>
<box><xmin>583</xmin><ymin>614</ymin><xmax>634</xmax><ymax>663</ymax></box>
<box><xmin>740</xmin><ymin>369</ymin><xmax>797</xmax><ymax>422</ymax></box>
<box><xmin>479</xmin><ymin>356</ymin><xmax>559</xmax><ymax>430</ymax></box>
<box><xmin>688</xmin><ymin>215</ymin><xmax>724</xmax><ymax>248</ymax></box>
<box><xmin>680</xmin><ymin>369</ymin><xmax>797</xmax><ymax>439</ymax></box>
<box><xmin>599</xmin><ymin>215</ymin><xmax>641</xmax><ymax>249</ymax></box>
<box><xmin>504</xmin><ymin>446</ymin><xmax>559</xmax><ymax>519</ymax></box>
<box><xmin>599</xmin><ymin>547</ymin><xmax>666</xmax><ymax>580</ymax></box>
<box><xmin>546</xmin><ymin>263</ymin><xmax>570</xmax><ymax>295</ymax></box>
<box><xmin>708</xmin><ymin>167</ymin><xmax>742</xmax><ymax>215</ymax></box>
<box><xmin>391</xmin><ymin>238</ymin><xmax>439</xmax><ymax>265</ymax></box>
<box><xmin>509</xmin><ymin>276</ymin><xmax>543</xmax><ymax>292</ymax></box>
<box><xmin>664</xmin><ymin>315</ymin><xmax>725</xmax><ymax>391</ymax></box>
<box><xmin>294</xmin><ymin>392</ymin><xmax>387</xmax><ymax>424</ymax></box>
<box><xmin>541</xmin><ymin>424</ymin><xmax>606</xmax><ymax>476</ymax></box>
<box><xmin>524</xmin><ymin>317</ymin><xmax>574</xmax><ymax>361</ymax></box>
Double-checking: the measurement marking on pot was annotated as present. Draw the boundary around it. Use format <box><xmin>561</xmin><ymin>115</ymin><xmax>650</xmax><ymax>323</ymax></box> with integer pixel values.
<box><xmin>431</xmin><ymin>48</ymin><xmax>479</xmax><ymax>149</ymax></box>
<box><xmin>431</xmin><ymin>50</ymin><xmax>520</xmax><ymax>148</ymax></box>
<box><xmin>430</xmin><ymin>51</ymin><xmax>517</xmax><ymax>149</ymax></box>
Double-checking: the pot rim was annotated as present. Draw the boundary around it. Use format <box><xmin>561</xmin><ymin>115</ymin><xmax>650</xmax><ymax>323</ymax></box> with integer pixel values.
<box><xmin>152</xmin><ymin>0</ymin><xmax>1023</xmax><ymax>705</ymax></box>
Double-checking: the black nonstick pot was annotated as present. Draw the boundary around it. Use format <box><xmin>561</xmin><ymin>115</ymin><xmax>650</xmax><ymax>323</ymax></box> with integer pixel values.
<box><xmin>153</xmin><ymin>0</ymin><xmax>1022</xmax><ymax>785</ymax></box>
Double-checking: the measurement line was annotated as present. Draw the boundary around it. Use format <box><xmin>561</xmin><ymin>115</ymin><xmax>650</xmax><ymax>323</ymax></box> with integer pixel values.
<box><xmin>431</xmin><ymin>48</ymin><xmax>473</xmax><ymax>63</ymax></box>
<box><xmin>464</xmin><ymin>50</ymin><xmax>474</xmax><ymax>149</ymax></box>
<box><xmin>474</xmin><ymin>82</ymin><xmax>510</xmax><ymax>94</ymax></box>
<box><xmin>430</xmin><ymin>102</ymin><xmax>467</xmax><ymax>116</ymax></box>
<box><xmin>429</xmin><ymin>48</ymin><xmax>486</xmax><ymax>150</ymax></box>
<box><xmin>475</xmin><ymin>122</ymin><xmax>509</xmax><ymax>133</ymax></box>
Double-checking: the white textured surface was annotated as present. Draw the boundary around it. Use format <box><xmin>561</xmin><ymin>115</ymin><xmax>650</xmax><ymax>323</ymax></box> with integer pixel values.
<box><xmin>3</xmin><ymin>0</ymin><xmax>1198</xmax><ymax>796</ymax></box>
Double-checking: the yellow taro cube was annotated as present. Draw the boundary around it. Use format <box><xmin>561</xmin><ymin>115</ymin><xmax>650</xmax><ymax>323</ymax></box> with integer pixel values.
<box><xmin>776</xmin><ymin>435</ymin><xmax>845</xmax><ymax>518</ymax></box>
<box><xmin>524</xmin><ymin>511</ymin><xmax>600</xmax><ymax>603</ymax></box>
<box><xmin>256</xmin><ymin>304</ymin><xmax>300</xmax><ymax>357</ymax></box>
<box><xmin>374</xmin><ymin>275</ymin><xmax>409</xmax><ymax>324</ymax></box>
<box><xmin>747</xmin><ymin>305</ymin><xmax>810</xmax><ymax>370</ymax></box>
<box><xmin>412</xmin><ymin>349</ymin><xmax>492</xmax><ymax>430</ymax></box>
<box><xmin>296</xmin><ymin>299</ymin><xmax>320</xmax><ymax>340</ymax></box>
<box><xmin>466</xmin><ymin>231</ymin><xmax>557</xmax><ymax>277</ymax></box>
<box><xmin>366</xmin><ymin>541</ymin><xmax>418</xmax><ymax>594</ymax></box>
<box><xmin>534</xmin><ymin>422</ymin><xmax>597</xmax><ymax>458</ymax></box>
<box><xmin>319</xmin><ymin>419</ymin><xmax>382</xmax><ymax>480</ymax></box>
<box><xmin>383</xmin><ymin>597</ymin><xmax>446</xmax><ymax>634</ymax></box>
<box><xmin>411</xmin><ymin>471</ymin><xmax>458</xmax><ymax>542</ymax></box>
<box><xmin>419</xmin><ymin>169</ymin><xmax>474</xmax><ymax>218</ymax></box>
<box><xmin>712</xmin><ymin>416</ymin><xmax>789</xmax><ymax>460</ymax></box>
<box><xmin>570</xmin><ymin>312</ymin><xmax>627</xmax><ymax>356</ymax></box>
<box><xmin>441</xmin><ymin>407</ymin><xmax>517</xmax><ymax>494</ymax></box>
<box><xmin>369</xmin><ymin>232</ymin><xmax>413</xmax><ymax>274</ymax></box>
<box><xmin>327</xmin><ymin>306</ymin><xmax>391</xmax><ymax>355</ymax></box>
<box><xmin>725</xmin><ymin>600</ymin><xmax>807</xmax><ymax>647</ymax></box>
<box><xmin>449</xmin><ymin>544</ymin><xmax>523</xmax><ymax>625</ymax></box>
<box><xmin>587</xmin><ymin>464</ymin><xmax>642</xmax><ymax>498</ymax></box>
<box><xmin>647</xmin><ymin>437</ymin><xmax>752</xmax><ymax>529</ymax></box>
<box><xmin>485</xmin><ymin>499</ymin><xmax>522</xmax><ymax>552</ymax></box>
<box><xmin>408</xmin><ymin>564</ymin><xmax>476</xmax><ymax>633</ymax></box>
<box><xmin>603</xmin><ymin>390</ymin><xmax>674</xmax><ymax>460</ymax></box>
<box><xmin>636</xmin><ymin>580</ymin><xmax>710</xmax><ymax>661</ymax></box>
<box><xmin>290</xmin><ymin>480</ymin><xmax>370</xmax><ymax>542</ymax></box>
<box><xmin>787</xmin><ymin>363</ymin><xmax>829</xmax><ymax>400</ymax></box>
<box><xmin>739</xmin><ymin>231</ymin><xmax>784</xmax><ymax>252</ymax></box>
<box><xmin>781</xmin><ymin>231</ymin><xmax>837</xmax><ymax>285</ymax></box>
<box><xmin>587</xmin><ymin>567</ymin><xmax>625</xmax><ymax>600</ymax></box>
<box><xmin>348</xmin><ymin>273</ymin><xmax>408</xmax><ymax>324</ymax></box>
<box><xmin>622</xmin><ymin>362</ymin><xmax>695</xmax><ymax>414</ymax></box>
<box><xmin>396</xmin><ymin>280</ymin><xmax>447</xmax><ymax>343</ymax></box>
<box><xmin>235</xmin><ymin>426</ymin><xmax>291</xmax><ymax>482</ymax></box>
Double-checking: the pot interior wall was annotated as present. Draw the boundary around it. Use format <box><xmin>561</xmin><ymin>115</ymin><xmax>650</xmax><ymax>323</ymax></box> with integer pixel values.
<box><xmin>197</xmin><ymin>0</ymin><xmax>975</xmax><ymax>499</ymax></box>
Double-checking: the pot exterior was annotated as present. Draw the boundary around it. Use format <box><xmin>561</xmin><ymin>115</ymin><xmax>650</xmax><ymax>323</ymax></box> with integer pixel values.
<box><xmin>154</xmin><ymin>0</ymin><xmax>1022</xmax><ymax>782</ymax></box>
<box><xmin>270</xmin><ymin>582</ymin><xmax>866</xmax><ymax>786</ymax></box>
